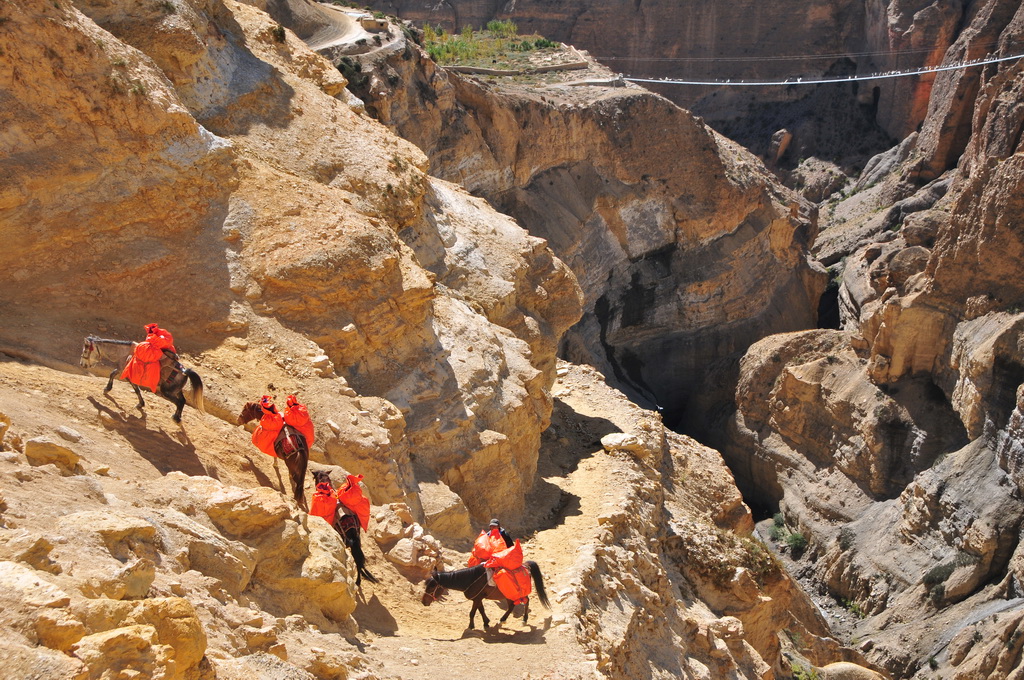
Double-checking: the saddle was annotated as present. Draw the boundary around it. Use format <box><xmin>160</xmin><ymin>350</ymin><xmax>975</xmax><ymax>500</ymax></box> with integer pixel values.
<box><xmin>157</xmin><ymin>350</ymin><xmax>183</xmax><ymax>385</ymax></box>
<box><xmin>273</xmin><ymin>426</ymin><xmax>306</xmax><ymax>457</ymax></box>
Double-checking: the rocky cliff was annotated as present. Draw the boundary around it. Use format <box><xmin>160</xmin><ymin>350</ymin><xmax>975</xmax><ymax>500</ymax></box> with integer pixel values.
<box><xmin>0</xmin><ymin>0</ymin><xmax>876</xmax><ymax>677</ymax></box>
<box><xmin>722</xmin><ymin>1</ymin><xmax>1024</xmax><ymax>677</ymax></box>
<box><xmin>341</xmin><ymin>32</ymin><xmax>827</xmax><ymax>433</ymax></box>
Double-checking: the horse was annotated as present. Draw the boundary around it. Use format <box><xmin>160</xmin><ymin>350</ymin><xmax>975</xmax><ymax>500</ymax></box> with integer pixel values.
<box><xmin>80</xmin><ymin>335</ymin><xmax>205</xmax><ymax>423</ymax></box>
<box><xmin>238</xmin><ymin>401</ymin><xmax>309</xmax><ymax>505</ymax></box>
<box><xmin>421</xmin><ymin>562</ymin><xmax>549</xmax><ymax>630</ymax></box>
<box><xmin>312</xmin><ymin>470</ymin><xmax>378</xmax><ymax>586</ymax></box>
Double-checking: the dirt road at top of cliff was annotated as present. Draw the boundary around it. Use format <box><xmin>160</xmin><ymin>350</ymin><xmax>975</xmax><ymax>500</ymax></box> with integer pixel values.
<box><xmin>303</xmin><ymin>3</ymin><xmax>364</xmax><ymax>52</ymax></box>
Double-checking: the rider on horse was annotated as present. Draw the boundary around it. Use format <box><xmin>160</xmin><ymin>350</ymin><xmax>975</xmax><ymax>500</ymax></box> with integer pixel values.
<box><xmin>121</xmin><ymin>323</ymin><xmax>176</xmax><ymax>393</ymax></box>
<box><xmin>251</xmin><ymin>395</ymin><xmax>286</xmax><ymax>456</ymax></box>
<box><xmin>469</xmin><ymin>519</ymin><xmax>530</xmax><ymax>609</ymax></box>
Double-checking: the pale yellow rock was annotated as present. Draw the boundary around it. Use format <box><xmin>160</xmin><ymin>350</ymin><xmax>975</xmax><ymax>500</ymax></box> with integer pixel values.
<box><xmin>819</xmin><ymin>661</ymin><xmax>886</xmax><ymax>680</ymax></box>
<box><xmin>0</xmin><ymin>639</ymin><xmax>88</xmax><ymax>680</ymax></box>
<box><xmin>206</xmin><ymin>486</ymin><xmax>292</xmax><ymax>538</ymax></box>
<box><xmin>24</xmin><ymin>437</ymin><xmax>81</xmax><ymax>474</ymax></box>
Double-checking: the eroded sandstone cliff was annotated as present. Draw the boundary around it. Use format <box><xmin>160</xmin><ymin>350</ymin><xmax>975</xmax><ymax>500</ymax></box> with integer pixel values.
<box><xmin>723</xmin><ymin>1</ymin><xmax>1024</xmax><ymax>677</ymax></box>
<box><xmin>340</xmin><ymin>32</ymin><xmax>827</xmax><ymax>434</ymax></box>
<box><xmin>0</xmin><ymin>0</ymin><xmax>873</xmax><ymax>677</ymax></box>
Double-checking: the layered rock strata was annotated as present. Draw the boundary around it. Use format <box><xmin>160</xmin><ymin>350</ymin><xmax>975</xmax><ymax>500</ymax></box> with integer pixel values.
<box><xmin>0</xmin><ymin>0</ymin><xmax>582</xmax><ymax>536</ymax></box>
<box><xmin>341</xmin><ymin>33</ymin><xmax>826</xmax><ymax>431</ymax></box>
<box><xmin>725</xmin><ymin>3</ymin><xmax>1024</xmax><ymax>676</ymax></box>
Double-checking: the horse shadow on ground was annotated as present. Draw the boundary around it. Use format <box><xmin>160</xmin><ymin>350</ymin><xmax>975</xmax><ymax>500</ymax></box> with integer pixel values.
<box><xmin>352</xmin><ymin>594</ymin><xmax>399</xmax><ymax>636</ymax></box>
<box><xmin>454</xmin><ymin>615</ymin><xmax>551</xmax><ymax>644</ymax></box>
<box><xmin>89</xmin><ymin>396</ymin><xmax>212</xmax><ymax>478</ymax></box>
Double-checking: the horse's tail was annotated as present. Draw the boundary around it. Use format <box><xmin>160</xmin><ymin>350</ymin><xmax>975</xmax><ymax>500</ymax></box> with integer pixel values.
<box><xmin>526</xmin><ymin>561</ymin><xmax>549</xmax><ymax>608</ymax></box>
<box><xmin>185</xmin><ymin>369</ymin><xmax>205</xmax><ymax>414</ymax></box>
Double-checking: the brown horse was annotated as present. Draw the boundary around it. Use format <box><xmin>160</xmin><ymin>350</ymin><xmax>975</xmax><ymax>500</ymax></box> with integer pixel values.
<box><xmin>80</xmin><ymin>335</ymin><xmax>205</xmax><ymax>423</ymax></box>
<box><xmin>421</xmin><ymin>562</ymin><xmax>549</xmax><ymax>630</ymax></box>
<box><xmin>312</xmin><ymin>470</ymin><xmax>378</xmax><ymax>586</ymax></box>
<box><xmin>238</xmin><ymin>401</ymin><xmax>309</xmax><ymax>505</ymax></box>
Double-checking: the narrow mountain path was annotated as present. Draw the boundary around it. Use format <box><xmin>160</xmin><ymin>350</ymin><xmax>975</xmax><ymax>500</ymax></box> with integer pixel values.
<box><xmin>351</xmin><ymin>371</ymin><xmax>634</xmax><ymax>679</ymax></box>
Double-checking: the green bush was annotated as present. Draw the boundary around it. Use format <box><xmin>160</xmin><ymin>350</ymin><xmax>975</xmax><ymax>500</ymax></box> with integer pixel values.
<box><xmin>773</xmin><ymin>512</ymin><xmax>785</xmax><ymax>527</ymax></box>
<box><xmin>271</xmin><ymin>24</ymin><xmax>286</xmax><ymax>43</ymax></box>
<box><xmin>485</xmin><ymin>19</ymin><xmax>518</xmax><ymax>38</ymax></box>
<box><xmin>786</xmin><ymin>532</ymin><xmax>808</xmax><ymax>552</ymax></box>
<box><xmin>923</xmin><ymin>561</ymin><xmax>955</xmax><ymax>586</ymax></box>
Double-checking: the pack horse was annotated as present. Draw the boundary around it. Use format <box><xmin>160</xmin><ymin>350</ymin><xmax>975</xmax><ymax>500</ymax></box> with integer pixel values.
<box><xmin>80</xmin><ymin>335</ymin><xmax>205</xmax><ymax>422</ymax></box>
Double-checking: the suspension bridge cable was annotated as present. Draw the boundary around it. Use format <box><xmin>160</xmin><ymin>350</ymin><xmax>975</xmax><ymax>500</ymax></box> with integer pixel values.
<box><xmin>594</xmin><ymin>41</ymin><xmax>1002</xmax><ymax>63</ymax></box>
<box><xmin>621</xmin><ymin>52</ymin><xmax>1023</xmax><ymax>86</ymax></box>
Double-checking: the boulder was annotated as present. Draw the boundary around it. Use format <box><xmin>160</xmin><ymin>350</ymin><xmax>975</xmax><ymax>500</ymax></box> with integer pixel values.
<box><xmin>24</xmin><ymin>436</ymin><xmax>81</xmax><ymax>474</ymax></box>
<box><xmin>601</xmin><ymin>432</ymin><xmax>645</xmax><ymax>455</ymax></box>
<box><xmin>418</xmin><ymin>479</ymin><xmax>473</xmax><ymax>543</ymax></box>
<box><xmin>206</xmin><ymin>487</ymin><xmax>292</xmax><ymax>538</ymax></box>
<box><xmin>0</xmin><ymin>639</ymin><xmax>87</xmax><ymax>680</ymax></box>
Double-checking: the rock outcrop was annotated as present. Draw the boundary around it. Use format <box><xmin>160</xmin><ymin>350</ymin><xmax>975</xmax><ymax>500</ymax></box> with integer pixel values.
<box><xmin>0</xmin><ymin>0</ymin><xmax>582</xmax><ymax>536</ymax></box>
<box><xmin>724</xmin><ymin>2</ymin><xmax>1024</xmax><ymax>676</ymax></box>
<box><xmin>342</xmin><ymin>32</ymin><xmax>826</xmax><ymax>432</ymax></box>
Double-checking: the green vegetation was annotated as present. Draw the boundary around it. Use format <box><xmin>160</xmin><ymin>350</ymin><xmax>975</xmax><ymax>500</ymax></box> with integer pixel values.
<box><xmin>792</xmin><ymin>664</ymin><xmax>820</xmax><ymax>680</ymax></box>
<box><xmin>157</xmin><ymin>0</ymin><xmax>175</xmax><ymax>14</ymax></box>
<box><xmin>785</xmin><ymin>532</ymin><xmax>808</xmax><ymax>553</ymax></box>
<box><xmin>271</xmin><ymin>24</ymin><xmax>286</xmax><ymax>43</ymax></box>
<box><xmin>422</xmin><ymin>21</ymin><xmax>561</xmax><ymax>67</ymax></box>
<box><xmin>842</xmin><ymin>597</ymin><xmax>867</xmax><ymax>619</ymax></box>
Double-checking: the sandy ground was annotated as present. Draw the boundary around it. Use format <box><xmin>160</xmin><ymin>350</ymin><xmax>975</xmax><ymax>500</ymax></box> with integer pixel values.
<box><xmin>0</xmin><ymin>355</ymin><xmax>638</xmax><ymax>679</ymax></box>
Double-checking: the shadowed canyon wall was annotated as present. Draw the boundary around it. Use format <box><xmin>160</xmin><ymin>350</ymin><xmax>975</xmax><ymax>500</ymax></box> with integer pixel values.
<box><xmin>343</xmin><ymin>36</ymin><xmax>827</xmax><ymax>429</ymax></box>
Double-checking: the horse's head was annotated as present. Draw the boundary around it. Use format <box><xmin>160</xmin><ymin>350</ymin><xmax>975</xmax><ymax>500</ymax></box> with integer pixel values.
<box><xmin>237</xmin><ymin>401</ymin><xmax>261</xmax><ymax>426</ymax></box>
<box><xmin>313</xmin><ymin>469</ymin><xmax>332</xmax><ymax>488</ymax></box>
<box><xmin>80</xmin><ymin>337</ymin><xmax>98</xmax><ymax>369</ymax></box>
<box><xmin>421</xmin><ymin>573</ymin><xmax>447</xmax><ymax>606</ymax></box>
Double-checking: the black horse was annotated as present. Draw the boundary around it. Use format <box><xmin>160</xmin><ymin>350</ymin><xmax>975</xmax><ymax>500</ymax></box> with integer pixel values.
<box><xmin>80</xmin><ymin>335</ymin><xmax>205</xmax><ymax>423</ymax></box>
<box><xmin>422</xmin><ymin>562</ymin><xmax>549</xmax><ymax>630</ymax></box>
<box><xmin>238</xmin><ymin>401</ymin><xmax>310</xmax><ymax>505</ymax></box>
<box><xmin>312</xmin><ymin>470</ymin><xmax>378</xmax><ymax>586</ymax></box>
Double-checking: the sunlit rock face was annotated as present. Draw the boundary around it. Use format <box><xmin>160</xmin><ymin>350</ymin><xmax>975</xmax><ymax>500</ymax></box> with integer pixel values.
<box><xmin>346</xmin><ymin>36</ymin><xmax>826</xmax><ymax>430</ymax></box>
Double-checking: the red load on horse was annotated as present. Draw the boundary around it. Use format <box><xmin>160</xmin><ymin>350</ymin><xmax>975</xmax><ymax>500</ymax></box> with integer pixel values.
<box><xmin>121</xmin><ymin>323</ymin><xmax>175</xmax><ymax>393</ymax></box>
<box><xmin>283</xmin><ymin>394</ymin><xmax>315</xmax><ymax>445</ymax></box>
<box><xmin>251</xmin><ymin>395</ymin><xmax>285</xmax><ymax>457</ymax></box>
<box><xmin>468</xmin><ymin>527</ymin><xmax>508</xmax><ymax>567</ymax></box>
<box><xmin>337</xmin><ymin>473</ymin><xmax>370</xmax><ymax>531</ymax></box>
<box><xmin>309</xmin><ymin>475</ymin><xmax>339</xmax><ymax>525</ymax></box>
<box><xmin>486</xmin><ymin>539</ymin><xmax>531</xmax><ymax>604</ymax></box>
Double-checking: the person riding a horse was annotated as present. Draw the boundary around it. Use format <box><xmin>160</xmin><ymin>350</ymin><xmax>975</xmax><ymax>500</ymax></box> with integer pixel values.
<box><xmin>283</xmin><ymin>394</ymin><xmax>314</xmax><ymax>446</ymax></box>
<box><xmin>251</xmin><ymin>395</ymin><xmax>287</xmax><ymax>457</ymax></box>
<box><xmin>468</xmin><ymin>519</ymin><xmax>513</xmax><ymax>567</ymax></box>
<box><xmin>121</xmin><ymin>323</ymin><xmax>176</xmax><ymax>393</ymax></box>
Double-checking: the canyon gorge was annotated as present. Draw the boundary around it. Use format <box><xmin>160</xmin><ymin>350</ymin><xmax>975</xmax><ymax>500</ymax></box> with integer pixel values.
<box><xmin>1</xmin><ymin>0</ymin><xmax>1024</xmax><ymax>678</ymax></box>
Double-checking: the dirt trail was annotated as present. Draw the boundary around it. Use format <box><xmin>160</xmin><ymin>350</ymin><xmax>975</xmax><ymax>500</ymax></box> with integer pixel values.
<box><xmin>304</xmin><ymin>3</ymin><xmax>365</xmax><ymax>52</ymax></box>
<box><xmin>0</xmin><ymin>357</ymin><xmax>631</xmax><ymax>679</ymax></box>
<box><xmin>350</xmin><ymin>370</ymin><xmax>635</xmax><ymax>679</ymax></box>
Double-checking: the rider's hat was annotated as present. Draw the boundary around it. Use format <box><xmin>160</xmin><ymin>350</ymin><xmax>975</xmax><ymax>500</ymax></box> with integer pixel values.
<box><xmin>489</xmin><ymin>518</ymin><xmax>500</xmax><ymax>527</ymax></box>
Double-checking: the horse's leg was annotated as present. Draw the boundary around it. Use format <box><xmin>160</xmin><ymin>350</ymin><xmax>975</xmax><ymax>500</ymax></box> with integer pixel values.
<box><xmin>523</xmin><ymin>598</ymin><xmax>530</xmax><ymax>625</ymax></box>
<box><xmin>105</xmin><ymin>368</ymin><xmax>118</xmax><ymax>393</ymax></box>
<box><xmin>468</xmin><ymin>599</ymin><xmax>478</xmax><ymax>630</ymax></box>
<box><xmin>499</xmin><ymin>599</ymin><xmax>514</xmax><ymax>623</ymax></box>
<box><xmin>133</xmin><ymin>383</ymin><xmax>145</xmax><ymax>409</ymax></box>
<box><xmin>294</xmin><ymin>444</ymin><xmax>309</xmax><ymax>506</ymax></box>
<box><xmin>480</xmin><ymin>599</ymin><xmax>490</xmax><ymax>629</ymax></box>
<box><xmin>171</xmin><ymin>390</ymin><xmax>186</xmax><ymax>423</ymax></box>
